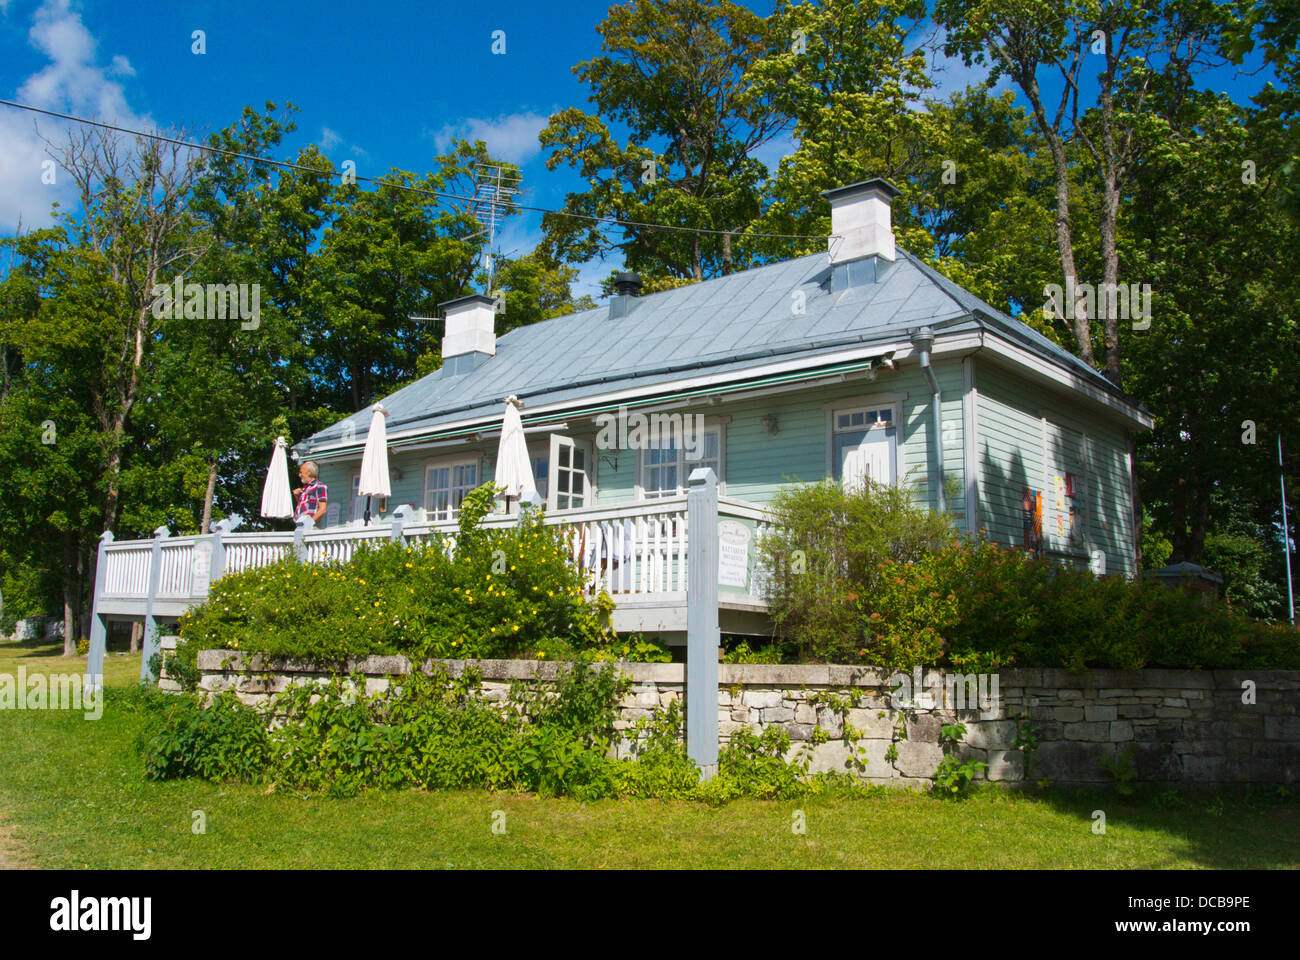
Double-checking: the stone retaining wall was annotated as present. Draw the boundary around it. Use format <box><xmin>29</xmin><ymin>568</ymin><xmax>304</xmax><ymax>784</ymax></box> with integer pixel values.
<box><xmin>181</xmin><ymin>645</ymin><xmax>1300</xmax><ymax>787</ymax></box>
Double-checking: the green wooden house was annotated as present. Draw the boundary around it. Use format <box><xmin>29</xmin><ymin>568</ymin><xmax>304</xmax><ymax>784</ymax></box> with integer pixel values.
<box><xmin>290</xmin><ymin>179</ymin><xmax>1151</xmax><ymax>639</ymax></box>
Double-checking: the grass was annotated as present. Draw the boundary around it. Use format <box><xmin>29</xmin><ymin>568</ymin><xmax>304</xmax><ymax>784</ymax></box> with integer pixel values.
<box><xmin>1</xmin><ymin>639</ymin><xmax>1297</xmax><ymax>869</ymax></box>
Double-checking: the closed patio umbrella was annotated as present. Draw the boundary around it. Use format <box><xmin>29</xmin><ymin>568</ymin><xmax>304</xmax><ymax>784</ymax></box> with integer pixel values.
<box><xmin>358</xmin><ymin>403</ymin><xmax>391</xmax><ymax>526</ymax></box>
<box><xmin>494</xmin><ymin>395</ymin><xmax>538</xmax><ymax>514</ymax></box>
<box><xmin>260</xmin><ymin>437</ymin><xmax>294</xmax><ymax>520</ymax></box>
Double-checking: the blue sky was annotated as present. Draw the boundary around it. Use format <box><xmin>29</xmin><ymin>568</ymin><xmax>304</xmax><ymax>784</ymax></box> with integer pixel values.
<box><xmin>0</xmin><ymin>0</ymin><xmax>1276</xmax><ymax>297</ymax></box>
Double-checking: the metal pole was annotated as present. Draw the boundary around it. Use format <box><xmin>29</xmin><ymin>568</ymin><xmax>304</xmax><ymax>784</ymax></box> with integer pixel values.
<box><xmin>1280</xmin><ymin>435</ymin><xmax>1295</xmax><ymax>628</ymax></box>
<box><xmin>686</xmin><ymin>467</ymin><xmax>719</xmax><ymax>780</ymax></box>
<box><xmin>84</xmin><ymin>530</ymin><xmax>114</xmax><ymax>694</ymax></box>
<box><xmin>140</xmin><ymin>525</ymin><xmax>170</xmax><ymax>682</ymax></box>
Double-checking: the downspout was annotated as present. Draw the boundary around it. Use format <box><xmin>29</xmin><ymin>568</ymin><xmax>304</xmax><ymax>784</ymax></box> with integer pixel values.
<box><xmin>912</xmin><ymin>326</ymin><xmax>945</xmax><ymax>513</ymax></box>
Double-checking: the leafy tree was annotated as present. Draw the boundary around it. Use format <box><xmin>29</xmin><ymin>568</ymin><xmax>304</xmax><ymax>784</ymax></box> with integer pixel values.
<box><xmin>539</xmin><ymin>0</ymin><xmax>785</xmax><ymax>282</ymax></box>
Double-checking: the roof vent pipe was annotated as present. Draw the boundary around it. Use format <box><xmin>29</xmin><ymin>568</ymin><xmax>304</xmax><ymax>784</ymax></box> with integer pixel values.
<box><xmin>610</xmin><ymin>272</ymin><xmax>643</xmax><ymax>319</ymax></box>
<box><xmin>912</xmin><ymin>326</ymin><xmax>945</xmax><ymax>513</ymax></box>
<box><xmin>613</xmin><ymin>272</ymin><xmax>642</xmax><ymax>297</ymax></box>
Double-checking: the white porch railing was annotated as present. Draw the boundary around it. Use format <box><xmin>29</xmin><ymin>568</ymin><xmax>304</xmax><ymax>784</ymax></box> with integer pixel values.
<box><xmin>95</xmin><ymin>494</ymin><xmax>774</xmax><ymax>610</ymax></box>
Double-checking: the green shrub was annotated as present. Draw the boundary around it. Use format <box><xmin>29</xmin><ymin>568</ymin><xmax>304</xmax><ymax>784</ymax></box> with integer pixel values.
<box><xmin>138</xmin><ymin>692</ymin><xmax>272</xmax><ymax>782</ymax></box>
<box><xmin>138</xmin><ymin>664</ymin><xmax>871</xmax><ymax>804</ymax></box>
<box><xmin>761</xmin><ymin>481</ymin><xmax>1299</xmax><ymax>671</ymax></box>
<box><xmin>758</xmin><ymin>478</ymin><xmax>956</xmax><ymax>665</ymax></box>
<box><xmin>177</xmin><ymin>485</ymin><xmax>617</xmax><ymax>662</ymax></box>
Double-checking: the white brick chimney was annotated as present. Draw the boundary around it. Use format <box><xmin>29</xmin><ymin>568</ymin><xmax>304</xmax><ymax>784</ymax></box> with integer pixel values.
<box><xmin>822</xmin><ymin>179</ymin><xmax>900</xmax><ymax>265</ymax></box>
<box><xmin>440</xmin><ymin>294</ymin><xmax>496</xmax><ymax>373</ymax></box>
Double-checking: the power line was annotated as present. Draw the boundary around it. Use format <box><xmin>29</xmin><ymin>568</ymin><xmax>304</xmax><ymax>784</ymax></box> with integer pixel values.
<box><xmin>0</xmin><ymin>98</ymin><xmax>833</xmax><ymax>243</ymax></box>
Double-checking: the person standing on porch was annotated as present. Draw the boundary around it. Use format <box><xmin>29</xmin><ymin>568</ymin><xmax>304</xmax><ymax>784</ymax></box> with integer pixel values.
<box><xmin>293</xmin><ymin>461</ymin><xmax>329</xmax><ymax>526</ymax></box>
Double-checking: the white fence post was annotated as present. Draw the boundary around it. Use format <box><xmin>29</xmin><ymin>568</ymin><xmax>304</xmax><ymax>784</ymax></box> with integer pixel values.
<box><xmin>140</xmin><ymin>525</ymin><xmax>170</xmax><ymax>682</ymax></box>
<box><xmin>390</xmin><ymin>503</ymin><xmax>413</xmax><ymax>544</ymax></box>
<box><xmin>208</xmin><ymin>517</ymin><xmax>237</xmax><ymax>591</ymax></box>
<box><xmin>292</xmin><ymin>515</ymin><xmax>313</xmax><ymax>561</ymax></box>
<box><xmin>686</xmin><ymin>467</ymin><xmax>720</xmax><ymax>780</ymax></box>
<box><xmin>84</xmin><ymin>530</ymin><xmax>114</xmax><ymax>694</ymax></box>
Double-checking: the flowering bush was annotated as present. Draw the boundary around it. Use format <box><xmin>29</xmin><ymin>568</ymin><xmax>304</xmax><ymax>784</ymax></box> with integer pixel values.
<box><xmin>177</xmin><ymin>485</ymin><xmax>618</xmax><ymax>662</ymax></box>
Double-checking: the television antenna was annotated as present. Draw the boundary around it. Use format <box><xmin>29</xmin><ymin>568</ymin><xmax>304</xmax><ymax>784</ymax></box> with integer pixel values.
<box><xmin>470</xmin><ymin>163</ymin><xmax>520</xmax><ymax>294</ymax></box>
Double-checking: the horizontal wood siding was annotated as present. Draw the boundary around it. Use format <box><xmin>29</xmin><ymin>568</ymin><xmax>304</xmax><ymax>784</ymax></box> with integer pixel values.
<box><xmin>314</xmin><ymin>360</ymin><xmax>973</xmax><ymax>522</ymax></box>
<box><xmin>974</xmin><ymin>362</ymin><xmax>1045</xmax><ymax>547</ymax></box>
<box><xmin>975</xmin><ymin>360</ymin><xmax>1136</xmax><ymax>577</ymax></box>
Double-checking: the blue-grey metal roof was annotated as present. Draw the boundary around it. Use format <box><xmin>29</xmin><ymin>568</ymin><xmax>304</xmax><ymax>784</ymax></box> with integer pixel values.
<box><xmin>300</xmin><ymin>247</ymin><xmax>1133</xmax><ymax>453</ymax></box>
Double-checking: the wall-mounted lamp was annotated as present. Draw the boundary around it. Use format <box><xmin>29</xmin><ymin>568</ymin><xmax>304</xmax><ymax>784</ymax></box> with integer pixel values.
<box><xmin>761</xmin><ymin>415</ymin><xmax>779</xmax><ymax>435</ymax></box>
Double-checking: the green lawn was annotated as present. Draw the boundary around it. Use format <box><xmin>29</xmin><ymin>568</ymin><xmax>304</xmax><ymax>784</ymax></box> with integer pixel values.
<box><xmin>1</xmin><ymin>640</ymin><xmax>1297</xmax><ymax>869</ymax></box>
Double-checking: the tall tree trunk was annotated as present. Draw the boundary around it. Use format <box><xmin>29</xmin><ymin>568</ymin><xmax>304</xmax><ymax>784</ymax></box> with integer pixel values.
<box><xmin>61</xmin><ymin>531</ymin><xmax>78</xmax><ymax>656</ymax></box>
<box><xmin>200</xmin><ymin>457</ymin><xmax>218</xmax><ymax>533</ymax></box>
<box><xmin>721</xmin><ymin>229</ymin><xmax>733</xmax><ymax>276</ymax></box>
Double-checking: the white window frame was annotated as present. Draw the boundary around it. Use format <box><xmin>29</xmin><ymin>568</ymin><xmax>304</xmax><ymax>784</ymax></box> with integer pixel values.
<box><xmin>527</xmin><ymin>440</ymin><xmax>550</xmax><ymax>502</ymax></box>
<box><xmin>547</xmin><ymin>434</ymin><xmax>595</xmax><ymax>512</ymax></box>
<box><xmin>349</xmin><ymin>472</ymin><xmax>386</xmax><ymax>523</ymax></box>
<box><xmin>1040</xmin><ymin>413</ymin><xmax>1092</xmax><ymax>560</ymax></box>
<box><xmin>825</xmin><ymin>395</ymin><xmax>902</xmax><ymax>486</ymax></box>
<box><xmin>635</xmin><ymin>420</ymin><xmax>726</xmax><ymax>499</ymax></box>
<box><xmin>421</xmin><ymin>455</ymin><xmax>481</xmax><ymax>521</ymax></box>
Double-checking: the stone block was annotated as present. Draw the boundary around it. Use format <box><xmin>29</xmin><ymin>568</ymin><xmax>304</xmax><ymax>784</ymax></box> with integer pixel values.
<box><xmin>1182</xmin><ymin>755</ymin><xmax>1227</xmax><ymax>782</ymax></box>
<box><xmin>1054</xmin><ymin>707</ymin><xmax>1084</xmax><ymax>722</ymax></box>
<box><xmin>1265</xmin><ymin>716</ymin><xmax>1300</xmax><ymax>740</ymax></box>
<box><xmin>965</xmin><ymin>720</ymin><xmax>1017</xmax><ymax>750</ymax></box>
<box><xmin>1157</xmin><ymin>707</ymin><xmax>1192</xmax><ymax>719</ymax></box>
<box><xmin>906</xmin><ymin>715</ymin><xmax>941</xmax><ymax>743</ymax></box>
<box><xmin>199</xmin><ymin>674</ymin><xmax>234</xmax><ymax>693</ymax></box>
<box><xmin>1163</xmin><ymin>697</ymin><xmax>1188</xmax><ymax>708</ymax></box>
<box><xmin>1109</xmin><ymin>720</ymin><xmax>1134</xmax><ymax>742</ymax></box>
<box><xmin>846</xmin><ymin>708</ymin><xmax>894</xmax><ymax>739</ymax></box>
<box><xmin>743</xmin><ymin>690</ymin><xmax>783</xmax><ymax>709</ymax></box>
<box><xmin>895</xmin><ymin>741</ymin><xmax>944</xmax><ymax>778</ymax></box>
<box><xmin>1131</xmin><ymin>743</ymin><xmax>1181</xmax><ymax>781</ymax></box>
<box><xmin>816</xmin><ymin>707</ymin><xmax>844</xmax><ymax>739</ymax></box>
<box><xmin>985</xmin><ymin>749</ymin><xmax>1024</xmax><ymax>782</ymax></box>
<box><xmin>795</xmin><ymin>703</ymin><xmax>816</xmax><ymax>725</ymax></box>
<box><xmin>795</xmin><ymin>740</ymin><xmax>851</xmax><ymax>775</ymax></box>
<box><xmin>1064</xmin><ymin>721</ymin><xmax>1110</xmax><ymax>742</ymax></box>
<box><xmin>787</xmin><ymin>723</ymin><xmax>816</xmax><ymax>741</ymax></box>
<box><xmin>730</xmin><ymin>707</ymin><xmax>751</xmax><ymax>722</ymax></box>
<box><xmin>853</xmin><ymin>738</ymin><xmax>896</xmax><ymax>779</ymax></box>
<box><xmin>1118</xmin><ymin>704</ymin><xmax>1154</xmax><ymax>719</ymax></box>
<box><xmin>364</xmin><ymin>677</ymin><xmax>390</xmax><ymax>697</ymax></box>
<box><xmin>763</xmin><ymin>706</ymin><xmax>795</xmax><ymax>723</ymax></box>
<box><xmin>1034</xmin><ymin>741</ymin><xmax>1117</xmax><ymax>782</ymax></box>
<box><xmin>1085</xmin><ymin>705</ymin><xmax>1118</xmax><ymax>722</ymax></box>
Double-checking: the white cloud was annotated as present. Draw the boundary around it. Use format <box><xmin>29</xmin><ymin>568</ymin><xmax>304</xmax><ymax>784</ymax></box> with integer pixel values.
<box><xmin>432</xmin><ymin>111</ymin><xmax>551</xmax><ymax>165</ymax></box>
<box><xmin>0</xmin><ymin>0</ymin><xmax>150</xmax><ymax>232</ymax></box>
<box><xmin>319</xmin><ymin>126</ymin><xmax>342</xmax><ymax>149</ymax></box>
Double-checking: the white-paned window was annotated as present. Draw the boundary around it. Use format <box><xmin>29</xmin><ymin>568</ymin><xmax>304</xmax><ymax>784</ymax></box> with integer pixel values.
<box><xmin>423</xmin><ymin>458</ymin><xmax>479</xmax><ymax>520</ymax></box>
<box><xmin>350</xmin><ymin>473</ymin><xmax>386</xmax><ymax>522</ymax></box>
<box><xmin>548</xmin><ymin>435</ymin><xmax>592</xmax><ymax>511</ymax></box>
<box><xmin>831</xmin><ymin>405</ymin><xmax>896</xmax><ymax>488</ymax></box>
<box><xmin>640</xmin><ymin>426</ymin><xmax>722</xmax><ymax>498</ymax></box>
